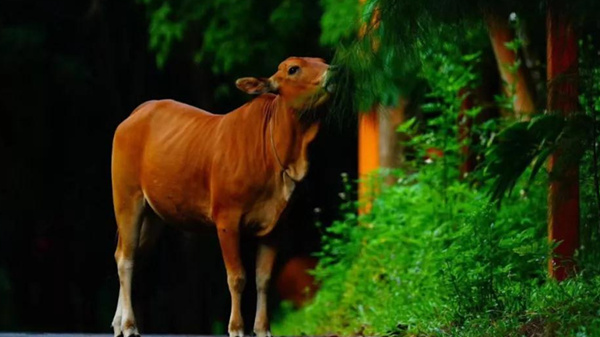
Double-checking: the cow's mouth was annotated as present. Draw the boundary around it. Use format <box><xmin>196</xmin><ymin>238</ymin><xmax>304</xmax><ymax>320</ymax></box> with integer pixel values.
<box><xmin>323</xmin><ymin>65</ymin><xmax>340</xmax><ymax>94</ymax></box>
<box><xmin>326</xmin><ymin>83</ymin><xmax>337</xmax><ymax>94</ymax></box>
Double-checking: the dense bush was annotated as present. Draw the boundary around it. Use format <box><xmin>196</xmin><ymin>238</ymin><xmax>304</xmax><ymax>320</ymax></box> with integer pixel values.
<box><xmin>273</xmin><ymin>164</ymin><xmax>600</xmax><ymax>336</ymax></box>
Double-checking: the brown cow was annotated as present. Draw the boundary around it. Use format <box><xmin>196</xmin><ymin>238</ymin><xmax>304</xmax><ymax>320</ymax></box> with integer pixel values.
<box><xmin>110</xmin><ymin>57</ymin><xmax>334</xmax><ymax>337</ymax></box>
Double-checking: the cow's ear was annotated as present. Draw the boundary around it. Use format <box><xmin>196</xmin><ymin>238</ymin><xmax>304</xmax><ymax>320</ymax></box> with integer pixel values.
<box><xmin>235</xmin><ymin>77</ymin><xmax>271</xmax><ymax>95</ymax></box>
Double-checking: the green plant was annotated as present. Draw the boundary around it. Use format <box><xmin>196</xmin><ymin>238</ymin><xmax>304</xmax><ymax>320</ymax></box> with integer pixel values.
<box><xmin>274</xmin><ymin>33</ymin><xmax>600</xmax><ymax>337</ymax></box>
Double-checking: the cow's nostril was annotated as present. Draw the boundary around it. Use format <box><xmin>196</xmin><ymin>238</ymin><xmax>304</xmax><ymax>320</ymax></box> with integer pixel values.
<box><xmin>324</xmin><ymin>65</ymin><xmax>341</xmax><ymax>93</ymax></box>
<box><xmin>326</xmin><ymin>83</ymin><xmax>337</xmax><ymax>94</ymax></box>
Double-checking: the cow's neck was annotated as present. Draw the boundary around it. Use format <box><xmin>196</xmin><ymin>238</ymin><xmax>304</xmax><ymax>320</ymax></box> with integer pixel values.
<box><xmin>268</xmin><ymin>96</ymin><xmax>320</xmax><ymax>183</ymax></box>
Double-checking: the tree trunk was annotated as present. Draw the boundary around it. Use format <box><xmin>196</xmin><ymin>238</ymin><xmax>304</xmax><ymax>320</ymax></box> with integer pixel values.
<box><xmin>546</xmin><ymin>0</ymin><xmax>579</xmax><ymax>281</ymax></box>
<box><xmin>357</xmin><ymin>0</ymin><xmax>381</xmax><ymax>214</ymax></box>
<box><xmin>486</xmin><ymin>13</ymin><xmax>536</xmax><ymax>118</ymax></box>
<box><xmin>458</xmin><ymin>88</ymin><xmax>476</xmax><ymax>178</ymax></box>
<box><xmin>358</xmin><ymin>111</ymin><xmax>380</xmax><ymax>214</ymax></box>
<box><xmin>379</xmin><ymin>98</ymin><xmax>408</xmax><ymax>176</ymax></box>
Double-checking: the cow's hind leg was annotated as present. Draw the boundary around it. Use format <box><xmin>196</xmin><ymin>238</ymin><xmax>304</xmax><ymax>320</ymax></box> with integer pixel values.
<box><xmin>216</xmin><ymin>210</ymin><xmax>246</xmax><ymax>337</ymax></box>
<box><xmin>138</xmin><ymin>211</ymin><xmax>164</xmax><ymax>258</ymax></box>
<box><xmin>253</xmin><ymin>240</ymin><xmax>277</xmax><ymax>337</ymax></box>
<box><xmin>113</xmin><ymin>192</ymin><xmax>145</xmax><ymax>337</ymax></box>
<box><xmin>112</xmin><ymin>209</ymin><xmax>163</xmax><ymax>337</ymax></box>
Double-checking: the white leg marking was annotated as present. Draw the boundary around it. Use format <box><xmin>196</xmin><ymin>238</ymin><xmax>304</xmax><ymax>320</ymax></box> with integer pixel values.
<box><xmin>118</xmin><ymin>258</ymin><xmax>139</xmax><ymax>337</ymax></box>
<box><xmin>111</xmin><ymin>288</ymin><xmax>123</xmax><ymax>337</ymax></box>
<box><xmin>255</xmin><ymin>331</ymin><xmax>272</xmax><ymax>337</ymax></box>
<box><xmin>229</xmin><ymin>330</ymin><xmax>244</xmax><ymax>337</ymax></box>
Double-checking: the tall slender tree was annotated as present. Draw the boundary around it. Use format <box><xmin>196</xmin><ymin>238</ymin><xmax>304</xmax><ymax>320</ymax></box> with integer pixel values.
<box><xmin>546</xmin><ymin>0</ymin><xmax>580</xmax><ymax>280</ymax></box>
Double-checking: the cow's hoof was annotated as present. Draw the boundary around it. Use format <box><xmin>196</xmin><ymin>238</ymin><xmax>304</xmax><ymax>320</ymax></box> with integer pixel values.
<box><xmin>229</xmin><ymin>330</ymin><xmax>244</xmax><ymax>337</ymax></box>
<box><xmin>122</xmin><ymin>325</ymin><xmax>140</xmax><ymax>337</ymax></box>
<box><xmin>254</xmin><ymin>330</ymin><xmax>272</xmax><ymax>337</ymax></box>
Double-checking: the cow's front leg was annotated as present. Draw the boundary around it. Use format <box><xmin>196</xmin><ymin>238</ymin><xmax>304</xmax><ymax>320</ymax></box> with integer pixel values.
<box><xmin>254</xmin><ymin>240</ymin><xmax>277</xmax><ymax>337</ymax></box>
<box><xmin>111</xmin><ymin>288</ymin><xmax>124</xmax><ymax>337</ymax></box>
<box><xmin>217</xmin><ymin>211</ymin><xmax>246</xmax><ymax>337</ymax></box>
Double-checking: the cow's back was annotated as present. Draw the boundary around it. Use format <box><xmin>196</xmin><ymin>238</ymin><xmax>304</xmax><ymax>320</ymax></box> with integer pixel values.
<box><xmin>112</xmin><ymin>99</ymin><xmax>222</xmax><ymax>225</ymax></box>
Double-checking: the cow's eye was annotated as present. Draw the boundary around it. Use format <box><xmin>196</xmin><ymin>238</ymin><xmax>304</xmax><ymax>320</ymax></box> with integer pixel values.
<box><xmin>288</xmin><ymin>66</ymin><xmax>300</xmax><ymax>75</ymax></box>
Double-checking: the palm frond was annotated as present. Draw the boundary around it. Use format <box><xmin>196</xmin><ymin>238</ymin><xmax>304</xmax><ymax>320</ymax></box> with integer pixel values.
<box><xmin>485</xmin><ymin>115</ymin><xmax>564</xmax><ymax>201</ymax></box>
<box><xmin>486</xmin><ymin>113</ymin><xmax>595</xmax><ymax>201</ymax></box>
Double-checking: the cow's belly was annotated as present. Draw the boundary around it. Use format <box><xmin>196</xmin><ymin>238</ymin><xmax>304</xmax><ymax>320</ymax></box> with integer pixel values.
<box><xmin>141</xmin><ymin>170</ymin><xmax>214</xmax><ymax>228</ymax></box>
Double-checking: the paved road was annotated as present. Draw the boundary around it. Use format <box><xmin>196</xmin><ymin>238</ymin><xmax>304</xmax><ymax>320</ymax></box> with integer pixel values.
<box><xmin>0</xmin><ymin>334</ymin><xmax>223</xmax><ymax>337</ymax></box>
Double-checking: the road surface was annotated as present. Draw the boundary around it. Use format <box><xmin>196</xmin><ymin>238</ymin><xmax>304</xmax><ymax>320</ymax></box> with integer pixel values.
<box><xmin>0</xmin><ymin>334</ymin><xmax>224</xmax><ymax>337</ymax></box>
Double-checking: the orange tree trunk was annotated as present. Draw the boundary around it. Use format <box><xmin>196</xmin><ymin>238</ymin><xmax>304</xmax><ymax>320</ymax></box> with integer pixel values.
<box><xmin>486</xmin><ymin>13</ymin><xmax>536</xmax><ymax>118</ymax></box>
<box><xmin>546</xmin><ymin>0</ymin><xmax>579</xmax><ymax>280</ymax></box>
<box><xmin>358</xmin><ymin>112</ymin><xmax>380</xmax><ymax>214</ymax></box>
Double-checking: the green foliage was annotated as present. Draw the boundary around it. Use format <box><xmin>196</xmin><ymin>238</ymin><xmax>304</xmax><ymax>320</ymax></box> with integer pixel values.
<box><xmin>138</xmin><ymin>0</ymin><xmax>325</xmax><ymax>74</ymax></box>
<box><xmin>577</xmin><ymin>36</ymin><xmax>600</xmax><ymax>275</ymax></box>
<box><xmin>327</xmin><ymin>6</ymin><xmax>490</xmax><ymax>118</ymax></box>
<box><xmin>147</xmin><ymin>2</ymin><xmax>186</xmax><ymax>68</ymax></box>
<box><xmin>485</xmin><ymin>114</ymin><xmax>576</xmax><ymax>200</ymax></box>
<box><xmin>196</xmin><ymin>0</ymin><xmax>268</xmax><ymax>74</ymax></box>
<box><xmin>272</xmin><ymin>163</ymin><xmax>597</xmax><ymax>336</ymax></box>
<box><xmin>275</xmin><ymin>161</ymin><xmax>600</xmax><ymax>336</ymax></box>
<box><xmin>485</xmin><ymin>38</ymin><xmax>600</xmax><ymax>201</ymax></box>
<box><xmin>320</xmin><ymin>0</ymin><xmax>359</xmax><ymax>47</ymax></box>
<box><xmin>413</xmin><ymin>43</ymin><xmax>483</xmax><ymax>177</ymax></box>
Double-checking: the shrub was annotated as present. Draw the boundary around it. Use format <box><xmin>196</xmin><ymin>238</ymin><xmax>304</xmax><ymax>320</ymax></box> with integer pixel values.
<box><xmin>273</xmin><ymin>164</ymin><xmax>599</xmax><ymax>336</ymax></box>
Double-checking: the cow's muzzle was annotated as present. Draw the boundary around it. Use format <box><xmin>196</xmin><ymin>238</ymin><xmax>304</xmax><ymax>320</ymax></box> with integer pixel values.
<box><xmin>324</xmin><ymin>65</ymin><xmax>340</xmax><ymax>94</ymax></box>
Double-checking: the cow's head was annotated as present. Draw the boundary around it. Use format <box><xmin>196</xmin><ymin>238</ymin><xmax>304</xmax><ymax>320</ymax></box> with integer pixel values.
<box><xmin>236</xmin><ymin>57</ymin><xmax>335</xmax><ymax>111</ymax></box>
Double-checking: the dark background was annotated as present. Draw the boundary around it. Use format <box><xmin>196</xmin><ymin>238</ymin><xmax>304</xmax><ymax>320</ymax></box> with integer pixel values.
<box><xmin>0</xmin><ymin>0</ymin><xmax>357</xmax><ymax>333</ymax></box>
